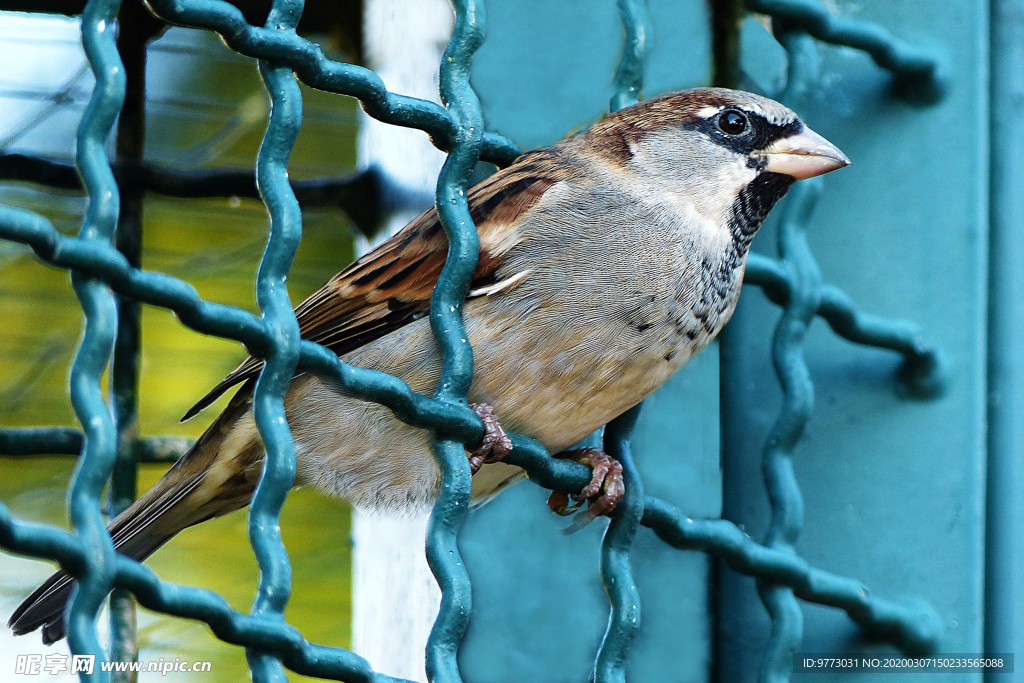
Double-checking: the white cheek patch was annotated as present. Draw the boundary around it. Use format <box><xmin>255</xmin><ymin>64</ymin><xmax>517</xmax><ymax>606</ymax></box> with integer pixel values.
<box><xmin>668</xmin><ymin>157</ymin><xmax>759</xmax><ymax>238</ymax></box>
<box><xmin>704</xmin><ymin>161</ymin><xmax>759</xmax><ymax>223</ymax></box>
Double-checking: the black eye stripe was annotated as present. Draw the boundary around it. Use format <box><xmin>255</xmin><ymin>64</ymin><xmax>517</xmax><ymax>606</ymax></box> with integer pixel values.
<box><xmin>684</xmin><ymin>111</ymin><xmax>803</xmax><ymax>156</ymax></box>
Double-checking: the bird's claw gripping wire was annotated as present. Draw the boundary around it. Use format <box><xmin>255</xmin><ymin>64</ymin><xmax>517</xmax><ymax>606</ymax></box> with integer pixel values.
<box><xmin>466</xmin><ymin>403</ymin><xmax>513</xmax><ymax>474</ymax></box>
<box><xmin>546</xmin><ymin>447</ymin><xmax>625</xmax><ymax>524</ymax></box>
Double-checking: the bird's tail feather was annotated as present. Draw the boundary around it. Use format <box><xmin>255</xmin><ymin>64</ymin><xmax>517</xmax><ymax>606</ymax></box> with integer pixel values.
<box><xmin>7</xmin><ymin>470</ymin><xmax>206</xmax><ymax>644</ymax></box>
<box><xmin>8</xmin><ymin>387</ymin><xmax>258</xmax><ymax>644</ymax></box>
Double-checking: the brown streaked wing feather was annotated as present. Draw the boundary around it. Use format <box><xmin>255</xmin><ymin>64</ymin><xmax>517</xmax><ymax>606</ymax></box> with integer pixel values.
<box><xmin>181</xmin><ymin>149</ymin><xmax>572</xmax><ymax>422</ymax></box>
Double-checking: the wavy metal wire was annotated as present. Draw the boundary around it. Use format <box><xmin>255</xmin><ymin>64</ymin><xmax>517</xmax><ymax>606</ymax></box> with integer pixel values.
<box><xmin>146</xmin><ymin>0</ymin><xmax>520</xmax><ymax>168</ymax></box>
<box><xmin>0</xmin><ymin>0</ymin><xmax>949</xmax><ymax>681</ymax></box>
<box><xmin>64</xmin><ymin>0</ymin><xmax>125</xmax><ymax>669</ymax></box>
<box><xmin>746</xmin><ymin>0</ymin><xmax>947</xmax><ymax>101</ymax></box>
<box><xmin>424</xmin><ymin>0</ymin><xmax>488</xmax><ymax>679</ymax></box>
<box><xmin>756</xmin><ymin>28</ymin><xmax>826</xmax><ymax>683</ymax></box>
<box><xmin>743</xmin><ymin>14</ymin><xmax>945</xmax><ymax>681</ymax></box>
<box><xmin>244</xmin><ymin>0</ymin><xmax>306</xmax><ymax>679</ymax></box>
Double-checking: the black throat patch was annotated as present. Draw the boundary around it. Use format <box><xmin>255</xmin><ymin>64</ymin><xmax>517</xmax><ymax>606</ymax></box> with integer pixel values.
<box><xmin>728</xmin><ymin>171</ymin><xmax>794</xmax><ymax>246</ymax></box>
<box><xmin>688</xmin><ymin>171</ymin><xmax>794</xmax><ymax>337</ymax></box>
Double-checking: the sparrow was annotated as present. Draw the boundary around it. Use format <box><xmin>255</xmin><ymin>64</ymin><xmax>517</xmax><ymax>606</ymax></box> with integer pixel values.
<box><xmin>9</xmin><ymin>88</ymin><xmax>848</xmax><ymax>643</ymax></box>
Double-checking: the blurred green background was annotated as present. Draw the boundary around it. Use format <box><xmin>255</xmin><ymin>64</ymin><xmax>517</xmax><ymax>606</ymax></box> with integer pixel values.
<box><xmin>0</xmin><ymin>12</ymin><xmax>359</xmax><ymax>681</ymax></box>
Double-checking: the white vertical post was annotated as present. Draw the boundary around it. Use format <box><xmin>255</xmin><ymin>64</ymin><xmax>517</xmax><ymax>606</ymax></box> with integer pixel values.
<box><xmin>352</xmin><ymin>1</ymin><xmax>453</xmax><ymax>681</ymax></box>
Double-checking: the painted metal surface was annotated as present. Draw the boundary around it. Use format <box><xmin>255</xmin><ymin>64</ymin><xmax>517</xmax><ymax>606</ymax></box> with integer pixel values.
<box><xmin>986</xmin><ymin>0</ymin><xmax>1024</xmax><ymax>677</ymax></box>
<box><xmin>463</xmin><ymin>1</ymin><xmax>949</xmax><ymax>682</ymax></box>
<box><xmin>721</xmin><ymin>2</ymin><xmax>989</xmax><ymax>681</ymax></box>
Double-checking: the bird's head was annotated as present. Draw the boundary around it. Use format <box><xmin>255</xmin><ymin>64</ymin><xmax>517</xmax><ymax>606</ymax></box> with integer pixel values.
<box><xmin>580</xmin><ymin>87</ymin><xmax>850</xmax><ymax>240</ymax></box>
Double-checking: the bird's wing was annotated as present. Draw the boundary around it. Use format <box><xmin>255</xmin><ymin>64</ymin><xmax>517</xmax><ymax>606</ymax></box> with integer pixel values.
<box><xmin>181</xmin><ymin>148</ymin><xmax>571</xmax><ymax>421</ymax></box>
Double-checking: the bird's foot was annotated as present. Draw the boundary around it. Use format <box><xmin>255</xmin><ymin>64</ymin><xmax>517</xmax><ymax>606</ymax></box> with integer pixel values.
<box><xmin>467</xmin><ymin>403</ymin><xmax>513</xmax><ymax>474</ymax></box>
<box><xmin>546</xmin><ymin>447</ymin><xmax>624</xmax><ymax>518</ymax></box>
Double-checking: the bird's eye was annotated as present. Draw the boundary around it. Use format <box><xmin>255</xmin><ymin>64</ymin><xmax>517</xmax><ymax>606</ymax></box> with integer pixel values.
<box><xmin>717</xmin><ymin>110</ymin><xmax>748</xmax><ymax>136</ymax></box>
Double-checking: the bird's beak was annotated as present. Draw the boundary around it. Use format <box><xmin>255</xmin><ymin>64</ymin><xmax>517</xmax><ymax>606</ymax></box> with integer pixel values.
<box><xmin>760</xmin><ymin>126</ymin><xmax>851</xmax><ymax>180</ymax></box>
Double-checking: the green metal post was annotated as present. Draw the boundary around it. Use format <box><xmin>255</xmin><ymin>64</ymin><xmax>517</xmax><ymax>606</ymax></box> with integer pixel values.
<box><xmin>986</xmin><ymin>0</ymin><xmax>1024</xmax><ymax>674</ymax></box>
<box><xmin>107</xmin><ymin>5</ymin><xmax>161</xmax><ymax>677</ymax></box>
<box><xmin>711</xmin><ymin>0</ymin><xmax>744</xmax><ymax>88</ymax></box>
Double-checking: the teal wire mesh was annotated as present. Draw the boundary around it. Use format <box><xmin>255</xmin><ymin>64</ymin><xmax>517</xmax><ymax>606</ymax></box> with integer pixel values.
<box><xmin>0</xmin><ymin>0</ymin><xmax>952</xmax><ymax>681</ymax></box>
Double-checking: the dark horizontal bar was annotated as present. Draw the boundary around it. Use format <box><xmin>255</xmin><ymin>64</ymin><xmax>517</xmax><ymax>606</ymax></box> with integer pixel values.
<box><xmin>0</xmin><ymin>427</ymin><xmax>189</xmax><ymax>463</ymax></box>
<box><xmin>0</xmin><ymin>153</ymin><xmax>388</xmax><ymax>238</ymax></box>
